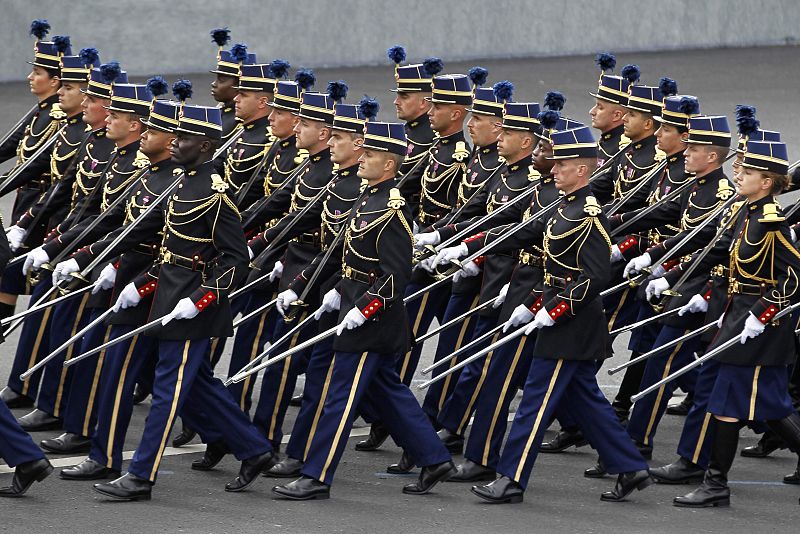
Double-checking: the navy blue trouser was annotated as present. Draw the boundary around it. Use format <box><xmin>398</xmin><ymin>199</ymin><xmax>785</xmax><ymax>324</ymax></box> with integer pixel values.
<box><xmin>0</xmin><ymin>397</ymin><xmax>44</xmax><ymax>467</ymax></box>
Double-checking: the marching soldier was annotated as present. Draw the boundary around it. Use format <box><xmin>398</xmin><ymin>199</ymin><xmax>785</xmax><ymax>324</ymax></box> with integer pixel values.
<box><xmin>271</xmin><ymin>121</ymin><xmax>454</xmax><ymax>500</ymax></box>
<box><xmin>266</xmin><ymin>96</ymin><xmax>376</xmax><ymax>477</ymax></box>
<box><xmin>461</xmin><ymin>125</ymin><xmax>652</xmax><ymax>504</ymax></box>
<box><xmin>93</xmin><ymin>104</ymin><xmax>274</xmax><ymax>501</ymax></box>
<box><xmin>588</xmin><ymin>53</ymin><xmax>634</xmax><ymax>172</ymax></box>
<box><xmin>1</xmin><ymin>61</ymin><xmax>125</xmax><ymax>420</ymax></box>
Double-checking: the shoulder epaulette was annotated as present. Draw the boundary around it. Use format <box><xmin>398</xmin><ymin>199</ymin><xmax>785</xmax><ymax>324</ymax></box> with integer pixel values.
<box><xmin>211</xmin><ymin>173</ymin><xmax>229</xmax><ymax>193</ymax></box>
<box><xmin>759</xmin><ymin>202</ymin><xmax>785</xmax><ymax>224</ymax></box>
<box><xmin>654</xmin><ymin>148</ymin><xmax>667</xmax><ymax>162</ymax></box>
<box><xmin>388</xmin><ymin>187</ymin><xmax>405</xmax><ymax>210</ymax></box>
<box><xmin>49</xmin><ymin>103</ymin><xmax>66</xmax><ymax>120</ymax></box>
<box><xmin>452</xmin><ymin>141</ymin><xmax>470</xmax><ymax>162</ymax></box>
<box><xmin>619</xmin><ymin>134</ymin><xmax>632</xmax><ymax>150</ymax></box>
<box><xmin>716</xmin><ymin>179</ymin><xmax>735</xmax><ymax>200</ymax></box>
<box><xmin>294</xmin><ymin>148</ymin><xmax>309</xmax><ymax>165</ymax></box>
<box><xmin>584</xmin><ymin>195</ymin><xmax>602</xmax><ymax>216</ymax></box>
<box><xmin>133</xmin><ymin>150</ymin><xmax>150</xmax><ymax>168</ymax></box>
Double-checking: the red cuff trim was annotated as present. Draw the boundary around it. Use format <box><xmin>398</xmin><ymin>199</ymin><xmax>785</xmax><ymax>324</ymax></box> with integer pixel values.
<box><xmin>137</xmin><ymin>281</ymin><xmax>157</xmax><ymax>297</ymax></box>
<box><xmin>703</xmin><ymin>289</ymin><xmax>712</xmax><ymax>301</ymax></box>
<box><xmin>472</xmin><ymin>256</ymin><xmax>485</xmax><ymax>266</ymax></box>
<box><xmin>195</xmin><ymin>291</ymin><xmax>216</xmax><ymax>310</ymax></box>
<box><xmin>361</xmin><ymin>298</ymin><xmax>383</xmax><ymax>318</ymax></box>
<box><xmin>464</xmin><ymin>232</ymin><xmax>485</xmax><ymax>244</ymax></box>
<box><xmin>617</xmin><ymin>236</ymin><xmax>638</xmax><ymax>253</ymax></box>
<box><xmin>529</xmin><ymin>296</ymin><xmax>544</xmax><ymax>313</ymax></box>
<box><xmin>661</xmin><ymin>258</ymin><xmax>680</xmax><ymax>271</ymax></box>
<box><xmin>549</xmin><ymin>301</ymin><xmax>569</xmax><ymax>320</ymax></box>
<box><xmin>758</xmin><ymin>304</ymin><xmax>778</xmax><ymax>324</ymax></box>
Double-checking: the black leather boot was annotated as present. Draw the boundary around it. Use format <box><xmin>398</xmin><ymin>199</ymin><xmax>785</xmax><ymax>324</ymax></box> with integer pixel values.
<box><xmin>40</xmin><ymin>432</ymin><xmax>91</xmax><ymax>454</ymax></box>
<box><xmin>540</xmin><ymin>427</ymin><xmax>588</xmax><ymax>453</ymax></box>
<box><xmin>93</xmin><ymin>472</ymin><xmax>153</xmax><ymax>501</ymax></box>
<box><xmin>448</xmin><ymin>460</ymin><xmax>496</xmax><ymax>482</ymax></box>
<box><xmin>0</xmin><ymin>458</ymin><xmax>53</xmax><ymax>497</ymax></box>
<box><xmin>354</xmin><ymin>422</ymin><xmax>389</xmax><ymax>451</ymax></box>
<box><xmin>225</xmin><ymin>451</ymin><xmax>275</xmax><ymax>492</ymax></box>
<box><xmin>265</xmin><ymin>457</ymin><xmax>303</xmax><ymax>478</ymax></box>
<box><xmin>471</xmin><ymin>476</ymin><xmax>524</xmax><ymax>504</ymax></box>
<box><xmin>666</xmin><ymin>392</ymin><xmax>694</xmax><ymax>416</ymax></box>
<box><xmin>784</xmin><ymin>457</ymin><xmax>799</xmax><ymax>485</ymax></box>
<box><xmin>600</xmin><ymin>470</ymin><xmax>653</xmax><ymax>501</ymax></box>
<box><xmin>584</xmin><ymin>458</ymin><xmax>607</xmax><ymax>478</ymax></box>
<box><xmin>402</xmin><ymin>461</ymin><xmax>456</xmax><ymax>495</ymax></box>
<box><xmin>0</xmin><ymin>387</ymin><xmax>33</xmax><ymax>409</ymax></box>
<box><xmin>386</xmin><ymin>450</ymin><xmax>415</xmax><ymax>474</ymax></box>
<box><xmin>132</xmin><ymin>383</ymin><xmax>149</xmax><ymax>405</ymax></box>
<box><xmin>17</xmin><ymin>409</ymin><xmax>61</xmax><ymax>431</ymax></box>
<box><xmin>741</xmin><ymin>430</ymin><xmax>785</xmax><ymax>458</ymax></box>
<box><xmin>650</xmin><ymin>457</ymin><xmax>705</xmax><ymax>484</ymax></box>
<box><xmin>60</xmin><ymin>458</ymin><xmax>119</xmax><ymax>480</ymax></box>
<box><xmin>674</xmin><ymin>419</ymin><xmax>740</xmax><ymax>508</ymax></box>
<box><xmin>272</xmin><ymin>475</ymin><xmax>330</xmax><ymax>500</ymax></box>
<box><xmin>171</xmin><ymin>421</ymin><xmax>196</xmax><ymax>448</ymax></box>
<box><xmin>191</xmin><ymin>441</ymin><xmax>228</xmax><ymax>471</ymax></box>
<box><xmin>767</xmin><ymin>413</ymin><xmax>800</xmax><ymax>491</ymax></box>
<box><xmin>437</xmin><ymin>428</ymin><xmax>464</xmax><ymax>455</ymax></box>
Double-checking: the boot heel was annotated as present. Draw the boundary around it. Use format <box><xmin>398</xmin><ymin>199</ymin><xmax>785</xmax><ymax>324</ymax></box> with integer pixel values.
<box><xmin>713</xmin><ymin>497</ymin><xmax>730</xmax><ymax>507</ymax></box>
<box><xmin>636</xmin><ymin>475</ymin><xmax>654</xmax><ymax>491</ymax></box>
<box><xmin>506</xmin><ymin>494</ymin><xmax>524</xmax><ymax>504</ymax></box>
<box><xmin>37</xmin><ymin>464</ymin><xmax>54</xmax><ymax>482</ymax></box>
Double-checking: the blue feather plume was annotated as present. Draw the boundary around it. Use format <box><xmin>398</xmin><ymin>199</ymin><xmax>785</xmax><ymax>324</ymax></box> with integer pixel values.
<box><xmin>99</xmin><ymin>61</ymin><xmax>122</xmax><ymax>83</ymax></box>
<box><xmin>79</xmin><ymin>48</ymin><xmax>100</xmax><ymax>67</ymax></box>
<box><xmin>595</xmin><ymin>52</ymin><xmax>616</xmax><ymax>72</ymax></box>
<box><xmin>659</xmin><ymin>77</ymin><xmax>678</xmax><ymax>97</ymax></box>
<box><xmin>327</xmin><ymin>80</ymin><xmax>348</xmax><ymax>102</ymax></box>
<box><xmin>52</xmin><ymin>35</ymin><xmax>71</xmax><ymax>54</ymax></box>
<box><xmin>735</xmin><ymin>104</ymin><xmax>756</xmax><ymax>119</ymax></box>
<box><xmin>210</xmin><ymin>27</ymin><xmax>231</xmax><ymax>47</ymax></box>
<box><xmin>544</xmin><ymin>91</ymin><xmax>566</xmax><ymax>111</ymax></box>
<box><xmin>230</xmin><ymin>43</ymin><xmax>248</xmax><ymax>63</ymax></box>
<box><xmin>492</xmin><ymin>80</ymin><xmax>514</xmax><ymax>102</ymax></box>
<box><xmin>422</xmin><ymin>57</ymin><xmax>444</xmax><ymax>77</ymax></box>
<box><xmin>268</xmin><ymin>59</ymin><xmax>290</xmax><ymax>79</ymax></box>
<box><xmin>172</xmin><ymin>79</ymin><xmax>193</xmax><ymax>102</ymax></box>
<box><xmin>387</xmin><ymin>45</ymin><xmax>406</xmax><ymax>65</ymax></box>
<box><xmin>146</xmin><ymin>76</ymin><xmax>169</xmax><ymax>98</ymax></box>
<box><xmin>678</xmin><ymin>96</ymin><xmax>699</xmax><ymax>116</ymax></box>
<box><xmin>735</xmin><ymin>104</ymin><xmax>760</xmax><ymax>137</ymax></box>
<box><xmin>358</xmin><ymin>96</ymin><xmax>380</xmax><ymax>121</ymax></box>
<box><xmin>621</xmin><ymin>64</ymin><xmax>640</xmax><ymax>84</ymax></box>
<box><xmin>468</xmin><ymin>66</ymin><xmax>488</xmax><ymax>87</ymax></box>
<box><xmin>295</xmin><ymin>69</ymin><xmax>315</xmax><ymax>90</ymax></box>
<box><xmin>29</xmin><ymin>19</ymin><xmax>50</xmax><ymax>40</ymax></box>
<box><xmin>538</xmin><ymin>110</ymin><xmax>560</xmax><ymax>130</ymax></box>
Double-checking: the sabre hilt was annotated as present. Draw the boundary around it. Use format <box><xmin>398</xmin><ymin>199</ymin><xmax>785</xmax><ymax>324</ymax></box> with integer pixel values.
<box><xmin>283</xmin><ymin>300</ymin><xmax>308</xmax><ymax>323</ymax></box>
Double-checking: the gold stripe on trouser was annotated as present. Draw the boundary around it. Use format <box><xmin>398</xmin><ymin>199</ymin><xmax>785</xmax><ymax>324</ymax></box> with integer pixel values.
<box><xmin>106</xmin><ymin>333</ymin><xmax>140</xmax><ymax>468</ymax></box>
<box><xmin>456</xmin><ymin>332</ymin><xmax>502</xmax><ymax>434</ymax></box>
<box><xmin>692</xmin><ymin>412</ymin><xmax>712</xmax><ymax>465</ymax></box>
<box><xmin>642</xmin><ymin>336</ymin><xmax>686</xmax><ymax>445</ymax></box>
<box><xmin>319</xmin><ymin>352</ymin><xmax>368</xmax><ymax>481</ymax></box>
<box><xmin>400</xmin><ymin>292</ymin><xmax>430</xmax><ymax>382</ymax></box>
<box><xmin>240</xmin><ymin>312</ymin><xmax>268</xmax><ymax>410</ymax></box>
<box><xmin>482</xmin><ymin>336</ymin><xmax>528</xmax><ymax>465</ymax></box>
<box><xmin>149</xmin><ymin>340</ymin><xmax>191</xmax><ymax>481</ymax></box>
<box><xmin>748</xmin><ymin>366</ymin><xmax>761</xmax><ymax>421</ymax></box>
<box><xmin>514</xmin><ymin>359</ymin><xmax>563</xmax><ymax>482</ymax></box>
<box><xmin>81</xmin><ymin>325</ymin><xmax>114</xmax><ymax>436</ymax></box>
<box><xmin>437</xmin><ymin>294</ymin><xmax>481</xmax><ymax>411</ymax></box>
<box><xmin>53</xmin><ymin>293</ymin><xmax>91</xmax><ymax>417</ymax></box>
<box><xmin>267</xmin><ymin>312</ymin><xmax>307</xmax><ymax>440</ymax></box>
<box><xmin>21</xmin><ymin>305</ymin><xmax>54</xmax><ymax>396</ymax></box>
<box><xmin>607</xmin><ymin>287</ymin><xmax>630</xmax><ymax>331</ymax></box>
<box><xmin>304</xmin><ymin>356</ymin><xmax>337</xmax><ymax>460</ymax></box>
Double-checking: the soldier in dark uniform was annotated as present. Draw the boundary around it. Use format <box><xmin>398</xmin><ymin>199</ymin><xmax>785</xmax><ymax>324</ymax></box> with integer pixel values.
<box><xmin>35</xmin><ymin>79</ymin><xmax>167</xmax><ymax>454</ymax></box>
<box><xmin>2</xmin><ymin>62</ymin><xmax>124</xmax><ymax>422</ymax></box>
<box><xmin>0</xmin><ymin>47</ymin><xmax>99</xmax><ymax>409</ymax></box>
<box><xmin>57</xmin><ymin>95</ymin><xmax>185</xmax><ymax>480</ymax></box>
<box><xmin>588</xmin><ymin>53</ymin><xmax>634</xmax><ymax>173</ymax></box>
<box><xmin>0</xmin><ymin>24</ymin><xmax>71</xmax><ymax>359</ymax></box>
<box><xmin>208</xmin><ymin>27</ymin><xmax>257</xmax><ymax>172</ymax></box>
<box><xmin>271</xmin><ymin>121</ymin><xmax>454</xmax><ymax>500</ymax></box>
<box><xmin>266</xmin><ymin>96</ymin><xmax>377</xmax><ymax>478</ymax></box>
<box><xmin>467</xmin><ymin>125</ymin><xmax>652</xmax><ymax>504</ymax></box>
<box><xmin>92</xmin><ymin>104</ymin><xmax>274</xmax><ymax>501</ymax></box>
<box><xmin>666</xmin><ymin>140</ymin><xmax>800</xmax><ymax>507</ymax></box>
<box><xmin>0</xmin><ymin>216</ymin><xmax>53</xmax><ymax>497</ymax></box>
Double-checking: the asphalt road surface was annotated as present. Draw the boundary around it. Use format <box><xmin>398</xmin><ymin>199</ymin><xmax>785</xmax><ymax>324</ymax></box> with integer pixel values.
<box><xmin>1</xmin><ymin>46</ymin><xmax>799</xmax><ymax>533</ymax></box>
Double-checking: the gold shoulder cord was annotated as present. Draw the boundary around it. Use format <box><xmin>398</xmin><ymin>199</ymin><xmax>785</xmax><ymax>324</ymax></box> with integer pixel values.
<box><xmin>320</xmin><ymin>178</ymin><xmax>361</xmax><ymax>248</ymax></box>
<box><xmin>224</xmin><ymin>139</ymin><xmax>270</xmax><ymax>192</ymax></box>
<box><xmin>344</xmin><ymin>190</ymin><xmax>412</xmax><ymax>263</ymax></box>
<box><xmin>49</xmin><ymin>128</ymin><xmax>81</xmax><ymax>181</ymax></box>
<box><xmin>731</xmin><ymin>218</ymin><xmax>776</xmax><ymax>284</ymax></box>
<box><xmin>18</xmin><ymin>114</ymin><xmax>59</xmax><ymax>160</ymax></box>
<box><xmin>102</xmin><ymin>166</ymin><xmax>147</xmax><ymax>212</ymax></box>
<box><xmin>263</xmin><ymin>149</ymin><xmax>306</xmax><ymax>196</ymax></box>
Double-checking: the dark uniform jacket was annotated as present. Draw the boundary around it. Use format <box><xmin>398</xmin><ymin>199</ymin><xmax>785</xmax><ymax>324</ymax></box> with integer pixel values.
<box><xmin>597</xmin><ymin>124</ymin><xmax>628</xmax><ymax>169</ymax></box>
<box><xmin>213</xmin><ymin>101</ymin><xmax>241</xmax><ymax>174</ymax></box>
<box><xmin>70</xmin><ymin>158</ymin><xmax>184</xmax><ymax>324</ymax></box>
<box><xmin>416</xmin><ymin>130</ymin><xmax>471</xmax><ymax>228</ymax></box>
<box><xmin>591</xmin><ymin>134</ymin><xmax>662</xmax><ymax>210</ymax></box>
<box><xmin>333</xmin><ymin>179</ymin><xmax>414</xmax><ymax>355</ymax></box>
<box><xmin>118</xmin><ymin>160</ymin><xmax>249</xmax><ymax>340</ymax></box>
<box><xmin>665</xmin><ymin>196</ymin><xmax>800</xmax><ymax>366</ymax></box>
<box><xmin>398</xmin><ymin>113</ymin><xmax>435</xmax><ymax>214</ymax></box>
<box><xmin>220</xmin><ymin>115</ymin><xmax>273</xmax><ymax>209</ymax></box>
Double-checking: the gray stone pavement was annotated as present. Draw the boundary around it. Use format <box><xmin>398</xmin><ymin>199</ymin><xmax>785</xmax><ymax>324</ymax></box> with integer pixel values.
<box><xmin>0</xmin><ymin>46</ymin><xmax>799</xmax><ymax>533</ymax></box>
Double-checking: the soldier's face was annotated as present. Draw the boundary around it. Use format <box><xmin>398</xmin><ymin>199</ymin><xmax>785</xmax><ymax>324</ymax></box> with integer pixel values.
<box><xmin>27</xmin><ymin>66</ymin><xmax>58</xmax><ymax>97</ymax></box>
<box><xmin>623</xmin><ymin>109</ymin><xmax>648</xmax><ymax>140</ymax></box>
<box><xmin>655</xmin><ymin>123</ymin><xmax>687</xmax><ymax>155</ymax></box>
<box><xmin>268</xmin><ymin>108</ymin><xmax>298</xmax><ymax>139</ymax></box>
<box><xmin>140</xmin><ymin>128</ymin><xmax>174</xmax><ymax>158</ymax></box>
<box><xmin>105</xmin><ymin>110</ymin><xmax>137</xmax><ymax>142</ymax></box>
<box><xmin>736</xmin><ymin>166</ymin><xmax>771</xmax><ymax>199</ymax></box>
<box><xmin>328</xmin><ymin>130</ymin><xmax>361</xmax><ymax>165</ymax></box>
<box><xmin>497</xmin><ymin>129</ymin><xmax>532</xmax><ymax>160</ymax></box>
<box><xmin>57</xmin><ymin>82</ymin><xmax>84</xmax><ymax>115</ymax></box>
<box><xmin>393</xmin><ymin>91</ymin><xmax>429</xmax><ymax>121</ymax></box>
<box><xmin>533</xmin><ymin>140</ymin><xmax>554</xmax><ymax>172</ymax></box>
<box><xmin>732</xmin><ymin>152</ymin><xmax>744</xmax><ymax>181</ymax></box>
<box><xmin>683</xmin><ymin>144</ymin><xmax>711</xmax><ymax>174</ymax></box>
<box><xmin>233</xmin><ymin>90</ymin><xmax>264</xmax><ymax>122</ymax></box>
<box><xmin>294</xmin><ymin>118</ymin><xmax>328</xmax><ymax>150</ymax></box>
<box><xmin>211</xmin><ymin>73</ymin><xmax>237</xmax><ymax>102</ymax></box>
<box><xmin>589</xmin><ymin>99</ymin><xmax>621</xmax><ymax>131</ymax></box>
<box><xmin>427</xmin><ymin>102</ymin><xmax>453</xmax><ymax>133</ymax></box>
<box><xmin>81</xmin><ymin>94</ymin><xmax>109</xmax><ymax>128</ymax></box>
<box><xmin>170</xmin><ymin>133</ymin><xmax>205</xmax><ymax>165</ymax></box>
<box><xmin>357</xmin><ymin>149</ymin><xmax>388</xmax><ymax>181</ymax></box>
<box><xmin>552</xmin><ymin>159</ymin><xmax>589</xmax><ymax>193</ymax></box>
<box><xmin>467</xmin><ymin>113</ymin><xmax>502</xmax><ymax>147</ymax></box>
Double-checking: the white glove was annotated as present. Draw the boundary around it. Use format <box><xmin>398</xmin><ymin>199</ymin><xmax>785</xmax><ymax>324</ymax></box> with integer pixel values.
<box><xmin>454</xmin><ymin>260</ymin><xmax>480</xmax><ymax>282</ymax></box>
<box><xmin>503</xmin><ymin>304</ymin><xmax>534</xmax><ymax>332</ymax></box>
<box><xmin>645</xmin><ymin>277</ymin><xmax>670</xmax><ymax>301</ymax></box>
<box><xmin>269</xmin><ymin>260</ymin><xmax>283</xmax><ymax>282</ymax></box>
<box><xmin>610</xmin><ymin>244</ymin><xmax>623</xmax><ymax>263</ymax></box>
<box><xmin>314</xmin><ymin>288</ymin><xmax>341</xmax><ymax>320</ymax></box>
<box><xmin>716</xmin><ymin>312</ymin><xmax>725</xmax><ymax>329</ymax></box>
<box><xmin>336</xmin><ymin>306</ymin><xmax>367</xmax><ymax>335</ymax></box>
<box><xmin>92</xmin><ymin>263</ymin><xmax>118</xmax><ymax>294</ymax></box>
<box><xmin>435</xmin><ymin>243</ymin><xmax>468</xmax><ymax>266</ymax></box>
<box><xmin>624</xmin><ymin>252</ymin><xmax>652</xmax><ymax>278</ymax></box>
<box><xmin>415</xmin><ymin>255</ymin><xmax>437</xmax><ymax>273</ymax></box>
<box><xmin>524</xmin><ymin>307</ymin><xmax>556</xmax><ymax>335</ymax></box>
<box><xmin>276</xmin><ymin>289</ymin><xmax>298</xmax><ymax>317</ymax></box>
<box><xmin>22</xmin><ymin>246</ymin><xmax>49</xmax><ymax>275</ymax></box>
<box><xmin>414</xmin><ymin>231</ymin><xmax>441</xmax><ymax>247</ymax></box>
<box><xmin>52</xmin><ymin>258</ymin><xmax>80</xmax><ymax>285</ymax></box>
<box><xmin>248</xmin><ymin>247</ymin><xmax>254</xmax><ymax>260</ymax></box>
<box><xmin>6</xmin><ymin>225</ymin><xmax>25</xmax><ymax>251</ymax></box>
<box><xmin>162</xmin><ymin>297</ymin><xmax>200</xmax><ymax>326</ymax></box>
<box><xmin>650</xmin><ymin>264</ymin><xmax>666</xmax><ymax>278</ymax></box>
<box><xmin>493</xmin><ymin>283</ymin><xmax>509</xmax><ymax>309</ymax></box>
<box><xmin>678</xmin><ymin>294</ymin><xmax>708</xmax><ymax>316</ymax></box>
<box><xmin>413</xmin><ymin>221</ymin><xmax>419</xmax><ymax>234</ymax></box>
<box><xmin>739</xmin><ymin>312</ymin><xmax>766</xmax><ymax>344</ymax></box>
<box><xmin>113</xmin><ymin>282</ymin><xmax>142</xmax><ymax>312</ymax></box>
